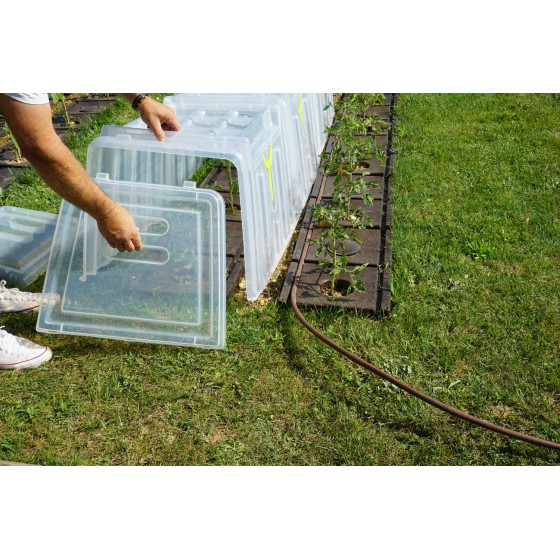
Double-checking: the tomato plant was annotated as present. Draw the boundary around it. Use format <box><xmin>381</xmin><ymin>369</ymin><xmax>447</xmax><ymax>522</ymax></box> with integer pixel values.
<box><xmin>310</xmin><ymin>94</ymin><xmax>387</xmax><ymax>297</ymax></box>
<box><xmin>226</xmin><ymin>161</ymin><xmax>239</xmax><ymax>214</ymax></box>
<box><xmin>310</xmin><ymin>201</ymin><xmax>368</xmax><ymax>297</ymax></box>
<box><xmin>1</xmin><ymin>123</ymin><xmax>23</xmax><ymax>161</ymax></box>
<box><xmin>51</xmin><ymin>93</ymin><xmax>73</xmax><ymax>126</ymax></box>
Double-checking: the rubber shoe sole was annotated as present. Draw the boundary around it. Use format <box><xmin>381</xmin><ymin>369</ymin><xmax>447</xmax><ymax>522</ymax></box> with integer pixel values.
<box><xmin>0</xmin><ymin>305</ymin><xmax>40</xmax><ymax>317</ymax></box>
<box><xmin>0</xmin><ymin>346</ymin><xmax>53</xmax><ymax>370</ymax></box>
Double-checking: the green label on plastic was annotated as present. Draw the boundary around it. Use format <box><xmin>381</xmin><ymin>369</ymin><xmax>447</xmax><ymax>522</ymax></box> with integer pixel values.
<box><xmin>298</xmin><ymin>95</ymin><xmax>306</xmax><ymax>140</ymax></box>
<box><xmin>263</xmin><ymin>144</ymin><xmax>274</xmax><ymax>201</ymax></box>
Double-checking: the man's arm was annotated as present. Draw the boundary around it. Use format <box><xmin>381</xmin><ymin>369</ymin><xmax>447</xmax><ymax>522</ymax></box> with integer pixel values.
<box><xmin>118</xmin><ymin>93</ymin><xmax>181</xmax><ymax>141</ymax></box>
<box><xmin>0</xmin><ymin>94</ymin><xmax>142</xmax><ymax>253</ymax></box>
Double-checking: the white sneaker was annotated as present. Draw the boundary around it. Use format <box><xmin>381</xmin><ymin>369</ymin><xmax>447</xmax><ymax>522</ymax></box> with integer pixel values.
<box><xmin>0</xmin><ymin>327</ymin><xmax>52</xmax><ymax>370</ymax></box>
<box><xmin>0</xmin><ymin>280</ymin><xmax>43</xmax><ymax>315</ymax></box>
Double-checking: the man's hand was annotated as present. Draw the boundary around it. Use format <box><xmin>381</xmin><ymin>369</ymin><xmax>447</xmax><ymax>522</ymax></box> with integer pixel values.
<box><xmin>138</xmin><ymin>97</ymin><xmax>181</xmax><ymax>141</ymax></box>
<box><xmin>118</xmin><ymin>94</ymin><xmax>181</xmax><ymax>141</ymax></box>
<box><xmin>96</xmin><ymin>202</ymin><xmax>143</xmax><ymax>253</ymax></box>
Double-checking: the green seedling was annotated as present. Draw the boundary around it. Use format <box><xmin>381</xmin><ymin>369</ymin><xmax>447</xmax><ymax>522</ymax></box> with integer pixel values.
<box><xmin>310</xmin><ymin>202</ymin><xmax>368</xmax><ymax>298</ymax></box>
<box><xmin>334</xmin><ymin>93</ymin><xmax>386</xmax><ymax>135</ymax></box>
<box><xmin>323</xmin><ymin>128</ymin><xmax>385</xmax><ymax>179</ymax></box>
<box><xmin>1</xmin><ymin>123</ymin><xmax>23</xmax><ymax>161</ymax></box>
<box><xmin>310</xmin><ymin>93</ymin><xmax>386</xmax><ymax>299</ymax></box>
<box><xmin>226</xmin><ymin>161</ymin><xmax>240</xmax><ymax>214</ymax></box>
<box><xmin>332</xmin><ymin>187</ymin><xmax>374</xmax><ymax>230</ymax></box>
<box><xmin>352</xmin><ymin>93</ymin><xmax>386</xmax><ymax>120</ymax></box>
<box><xmin>51</xmin><ymin>93</ymin><xmax>73</xmax><ymax>126</ymax></box>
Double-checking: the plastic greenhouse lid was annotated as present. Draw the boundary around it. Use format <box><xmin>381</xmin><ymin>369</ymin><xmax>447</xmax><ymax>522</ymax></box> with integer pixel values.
<box><xmin>89</xmin><ymin>118</ymin><xmax>289</xmax><ymax>302</ymax></box>
<box><xmin>101</xmin><ymin>105</ymin><xmax>274</xmax><ymax>145</ymax></box>
<box><xmin>37</xmin><ymin>175</ymin><xmax>226</xmax><ymax>349</ymax></box>
<box><xmin>0</xmin><ymin>206</ymin><xmax>57</xmax><ymax>270</ymax></box>
<box><xmin>162</xmin><ymin>94</ymin><xmax>312</xmax><ymax>182</ymax></box>
<box><xmin>0</xmin><ymin>248</ymin><xmax>51</xmax><ymax>287</ymax></box>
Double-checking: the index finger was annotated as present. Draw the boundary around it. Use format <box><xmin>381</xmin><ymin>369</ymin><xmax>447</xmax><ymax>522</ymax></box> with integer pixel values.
<box><xmin>165</xmin><ymin>113</ymin><xmax>181</xmax><ymax>132</ymax></box>
<box><xmin>131</xmin><ymin>229</ymin><xmax>143</xmax><ymax>251</ymax></box>
<box><xmin>149</xmin><ymin>117</ymin><xmax>166</xmax><ymax>142</ymax></box>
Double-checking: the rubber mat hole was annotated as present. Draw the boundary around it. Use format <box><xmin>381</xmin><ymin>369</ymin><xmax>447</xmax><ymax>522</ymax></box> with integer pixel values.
<box><xmin>327</xmin><ymin>238</ymin><xmax>362</xmax><ymax>256</ymax></box>
<box><xmin>226</xmin><ymin>202</ymin><xmax>241</xmax><ymax>215</ymax></box>
<box><xmin>321</xmin><ymin>279</ymin><xmax>353</xmax><ymax>298</ymax></box>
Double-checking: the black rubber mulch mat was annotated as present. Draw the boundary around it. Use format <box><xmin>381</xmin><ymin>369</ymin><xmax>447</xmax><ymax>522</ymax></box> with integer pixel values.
<box><xmin>199</xmin><ymin>163</ymin><xmax>245</xmax><ymax>297</ymax></box>
<box><xmin>279</xmin><ymin>94</ymin><xmax>397</xmax><ymax>315</ymax></box>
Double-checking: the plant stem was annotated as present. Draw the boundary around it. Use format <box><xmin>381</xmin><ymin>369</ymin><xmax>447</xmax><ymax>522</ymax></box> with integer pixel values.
<box><xmin>61</xmin><ymin>96</ymin><xmax>71</xmax><ymax>126</ymax></box>
<box><xmin>331</xmin><ymin>235</ymin><xmax>337</xmax><ymax>296</ymax></box>
<box><xmin>345</xmin><ymin>173</ymin><xmax>352</xmax><ymax>213</ymax></box>
<box><xmin>227</xmin><ymin>161</ymin><xmax>234</xmax><ymax>212</ymax></box>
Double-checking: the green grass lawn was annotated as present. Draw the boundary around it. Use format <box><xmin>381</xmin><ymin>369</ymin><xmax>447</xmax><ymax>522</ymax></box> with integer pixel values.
<box><xmin>1</xmin><ymin>94</ymin><xmax>558</xmax><ymax>465</ymax></box>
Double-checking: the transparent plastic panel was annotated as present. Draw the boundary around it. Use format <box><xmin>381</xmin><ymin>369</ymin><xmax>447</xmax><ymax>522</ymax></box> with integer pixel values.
<box><xmin>128</xmin><ymin>93</ymin><xmax>332</xmax><ymax>193</ymax></box>
<box><xmin>96</xmin><ymin>128</ymin><xmax>202</xmax><ymax>186</ymax></box>
<box><xmin>89</xmin><ymin>112</ymin><xmax>297</xmax><ymax>301</ymax></box>
<box><xmin>123</xmin><ymin>117</ymin><xmax>146</xmax><ymax>129</ymax></box>
<box><xmin>118</xmin><ymin>116</ymin><xmax>203</xmax><ymax>180</ymax></box>
<box><xmin>251</xmin><ymin>94</ymin><xmax>329</xmax><ymax>165</ymax></box>
<box><xmin>166</xmin><ymin>94</ymin><xmax>317</xmax><ymax>205</ymax></box>
<box><xmin>171</xmin><ymin>93</ymin><xmax>328</xmax><ymax>177</ymax></box>
<box><xmin>0</xmin><ymin>206</ymin><xmax>58</xmax><ymax>286</ymax></box>
<box><xmin>270</xmin><ymin>93</ymin><xmax>328</xmax><ymax>166</ymax></box>
<box><xmin>303</xmin><ymin>94</ymin><xmax>328</xmax><ymax>163</ymax></box>
<box><xmin>37</xmin><ymin>176</ymin><xmax>226</xmax><ymax>348</ymax></box>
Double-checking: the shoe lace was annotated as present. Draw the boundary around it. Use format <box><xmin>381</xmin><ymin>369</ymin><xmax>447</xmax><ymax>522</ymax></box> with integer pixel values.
<box><xmin>0</xmin><ymin>326</ymin><xmax>19</xmax><ymax>357</ymax></box>
<box><xmin>0</xmin><ymin>280</ymin><xmax>23</xmax><ymax>298</ymax></box>
<box><xmin>0</xmin><ymin>280</ymin><xmax>39</xmax><ymax>304</ymax></box>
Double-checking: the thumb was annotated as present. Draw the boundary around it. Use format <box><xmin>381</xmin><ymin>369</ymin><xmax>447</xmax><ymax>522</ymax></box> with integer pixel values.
<box><xmin>149</xmin><ymin>117</ymin><xmax>166</xmax><ymax>142</ymax></box>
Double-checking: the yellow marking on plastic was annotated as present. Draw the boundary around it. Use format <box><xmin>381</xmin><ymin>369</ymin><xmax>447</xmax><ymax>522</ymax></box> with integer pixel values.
<box><xmin>298</xmin><ymin>95</ymin><xmax>306</xmax><ymax>139</ymax></box>
<box><xmin>263</xmin><ymin>144</ymin><xmax>274</xmax><ymax>201</ymax></box>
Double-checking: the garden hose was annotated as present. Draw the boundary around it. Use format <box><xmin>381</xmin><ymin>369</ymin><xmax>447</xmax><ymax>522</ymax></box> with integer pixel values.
<box><xmin>289</xmin><ymin>175</ymin><xmax>560</xmax><ymax>452</ymax></box>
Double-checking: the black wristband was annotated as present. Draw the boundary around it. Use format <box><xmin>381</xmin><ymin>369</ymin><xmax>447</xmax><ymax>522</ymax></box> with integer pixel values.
<box><xmin>132</xmin><ymin>93</ymin><xmax>150</xmax><ymax>111</ymax></box>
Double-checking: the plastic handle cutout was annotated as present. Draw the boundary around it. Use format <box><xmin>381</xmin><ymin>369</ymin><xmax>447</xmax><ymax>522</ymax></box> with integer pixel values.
<box><xmin>102</xmin><ymin>245</ymin><xmax>170</xmax><ymax>266</ymax></box>
<box><xmin>133</xmin><ymin>216</ymin><xmax>169</xmax><ymax>236</ymax></box>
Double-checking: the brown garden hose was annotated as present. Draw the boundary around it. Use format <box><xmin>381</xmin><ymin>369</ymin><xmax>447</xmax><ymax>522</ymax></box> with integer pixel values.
<box><xmin>289</xmin><ymin>175</ymin><xmax>560</xmax><ymax>452</ymax></box>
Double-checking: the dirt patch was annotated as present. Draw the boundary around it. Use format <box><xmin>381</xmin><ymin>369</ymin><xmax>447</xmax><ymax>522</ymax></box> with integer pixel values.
<box><xmin>209</xmin><ymin>426</ymin><xmax>228</xmax><ymax>444</ymax></box>
<box><xmin>489</xmin><ymin>403</ymin><xmax>515</xmax><ymax>420</ymax></box>
<box><xmin>235</xmin><ymin>219</ymin><xmax>304</xmax><ymax>307</ymax></box>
